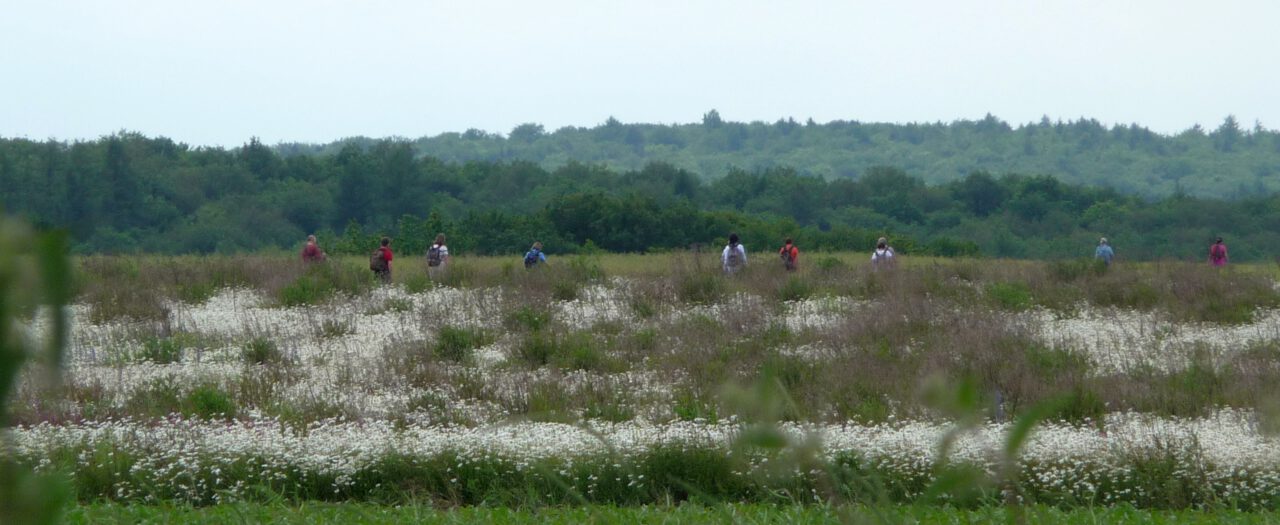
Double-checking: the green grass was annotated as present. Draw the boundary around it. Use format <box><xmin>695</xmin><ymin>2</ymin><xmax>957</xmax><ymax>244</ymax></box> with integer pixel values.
<box><xmin>64</xmin><ymin>502</ymin><xmax>1280</xmax><ymax>524</ymax></box>
<box><xmin>434</xmin><ymin>325</ymin><xmax>492</xmax><ymax>363</ymax></box>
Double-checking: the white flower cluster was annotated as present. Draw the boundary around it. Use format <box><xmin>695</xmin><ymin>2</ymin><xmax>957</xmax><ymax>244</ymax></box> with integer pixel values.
<box><xmin>554</xmin><ymin>280</ymin><xmax>634</xmax><ymax>331</ymax></box>
<box><xmin>9</xmin><ymin>409</ymin><xmax>1280</xmax><ymax>505</ymax></box>
<box><xmin>1027</xmin><ymin>306</ymin><xmax>1280</xmax><ymax>373</ymax></box>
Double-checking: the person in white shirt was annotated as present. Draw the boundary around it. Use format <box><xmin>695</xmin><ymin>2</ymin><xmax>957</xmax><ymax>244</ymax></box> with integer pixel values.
<box><xmin>871</xmin><ymin>237</ymin><xmax>896</xmax><ymax>270</ymax></box>
<box><xmin>426</xmin><ymin>233</ymin><xmax>450</xmax><ymax>279</ymax></box>
<box><xmin>722</xmin><ymin>233</ymin><xmax>747</xmax><ymax>274</ymax></box>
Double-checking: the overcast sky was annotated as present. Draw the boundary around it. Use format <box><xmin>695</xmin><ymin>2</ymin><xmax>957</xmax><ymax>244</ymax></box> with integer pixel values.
<box><xmin>2</xmin><ymin>0</ymin><xmax>1276</xmax><ymax>147</ymax></box>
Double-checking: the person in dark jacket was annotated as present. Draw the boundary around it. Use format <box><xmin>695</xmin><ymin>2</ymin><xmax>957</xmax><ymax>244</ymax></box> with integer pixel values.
<box><xmin>374</xmin><ymin>237</ymin><xmax>393</xmax><ymax>283</ymax></box>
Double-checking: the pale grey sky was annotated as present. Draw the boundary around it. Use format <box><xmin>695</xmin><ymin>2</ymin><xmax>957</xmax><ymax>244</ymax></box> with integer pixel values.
<box><xmin>2</xmin><ymin>0</ymin><xmax>1276</xmax><ymax>146</ymax></box>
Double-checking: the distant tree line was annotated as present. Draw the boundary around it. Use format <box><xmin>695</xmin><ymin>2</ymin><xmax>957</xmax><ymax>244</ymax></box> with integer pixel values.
<box><xmin>3</xmin><ymin>133</ymin><xmax>1280</xmax><ymax>260</ymax></box>
<box><xmin>284</xmin><ymin>112</ymin><xmax>1280</xmax><ymax>199</ymax></box>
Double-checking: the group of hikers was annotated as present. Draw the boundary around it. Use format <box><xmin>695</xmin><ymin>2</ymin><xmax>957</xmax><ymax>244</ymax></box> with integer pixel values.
<box><xmin>299</xmin><ymin>232</ymin><xmax>1234</xmax><ymax>282</ymax></box>
<box><xmin>1092</xmin><ymin>236</ymin><xmax>1230</xmax><ymax>267</ymax></box>
<box><xmin>300</xmin><ymin>233</ymin><xmax>452</xmax><ymax>283</ymax></box>
<box><xmin>720</xmin><ymin>233</ymin><xmax>897</xmax><ymax>274</ymax></box>
<box><xmin>301</xmin><ymin>232</ymin><xmax>898</xmax><ymax>281</ymax></box>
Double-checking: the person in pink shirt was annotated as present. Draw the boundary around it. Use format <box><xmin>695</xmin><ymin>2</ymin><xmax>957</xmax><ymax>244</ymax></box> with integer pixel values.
<box><xmin>300</xmin><ymin>235</ymin><xmax>326</xmax><ymax>263</ymax></box>
<box><xmin>1209</xmin><ymin>237</ymin><xmax>1228</xmax><ymax>267</ymax></box>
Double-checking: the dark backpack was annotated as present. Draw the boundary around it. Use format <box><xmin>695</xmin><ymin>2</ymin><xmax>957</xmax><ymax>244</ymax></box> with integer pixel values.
<box><xmin>370</xmin><ymin>249</ymin><xmax>388</xmax><ymax>272</ymax></box>
<box><xmin>780</xmin><ymin>246</ymin><xmax>796</xmax><ymax>269</ymax></box>
<box><xmin>1211</xmin><ymin>243</ymin><xmax>1226</xmax><ymax>260</ymax></box>
<box><xmin>427</xmin><ymin>245</ymin><xmax>443</xmax><ymax>267</ymax></box>
<box><xmin>524</xmin><ymin>250</ymin><xmax>541</xmax><ymax>268</ymax></box>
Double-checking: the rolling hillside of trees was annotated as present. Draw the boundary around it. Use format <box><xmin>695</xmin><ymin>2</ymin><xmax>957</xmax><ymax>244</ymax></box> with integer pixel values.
<box><xmin>284</xmin><ymin>113</ymin><xmax>1280</xmax><ymax>199</ymax></box>
<box><xmin>4</xmin><ymin>132</ymin><xmax>1280</xmax><ymax>261</ymax></box>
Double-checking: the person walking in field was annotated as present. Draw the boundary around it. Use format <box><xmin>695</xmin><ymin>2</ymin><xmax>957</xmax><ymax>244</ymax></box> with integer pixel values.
<box><xmin>722</xmin><ymin>233</ymin><xmax>747</xmax><ymax>274</ymax></box>
<box><xmin>1095</xmin><ymin>237</ymin><xmax>1114</xmax><ymax>266</ymax></box>
<box><xmin>523</xmin><ymin>241</ymin><xmax>547</xmax><ymax>269</ymax></box>
<box><xmin>1209</xmin><ymin>237</ymin><xmax>1229</xmax><ymax>267</ymax></box>
<box><xmin>779</xmin><ymin>238</ymin><xmax>799</xmax><ymax>272</ymax></box>
<box><xmin>371</xmin><ymin>237</ymin><xmax>393</xmax><ymax>283</ymax></box>
<box><xmin>301</xmin><ymin>234</ymin><xmax>326</xmax><ymax>263</ymax></box>
<box><xmin>426</xmin><ymin>233</ymin><xmax>450</xmax><ymax>279</ymax></box>
<box><xmin>871</xmin><ymin>237</ymin><xmax>896</xmax><ymax>270</ymax></box>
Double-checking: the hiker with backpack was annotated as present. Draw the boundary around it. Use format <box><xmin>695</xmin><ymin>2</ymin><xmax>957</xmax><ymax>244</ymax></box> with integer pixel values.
<box><xmin>722</xmin><ymin>233</ymin><xmax>747</xmax><ymax>274</ymax></box>
<box><xmin>1209</xmin><ymin>237</ymin><xmax>1229</xmax><ymax>267</ymax></box>
<box><xmin>871</xmin><ymin>237</ymin><xmax>896</xmax><ymax>270</ymax></box>
<box><xmin>426</xmin><ymin>233</ymin><xmax>450</xmax><ymax>279</ymax></box>
<box><xmin>301</xmin><ymin>234</ymin><xmax>326</xmax><ymax>263</ymax></box>
<box><xmin>779</xmin><ymin>238</ymin><xmax>799</xmax><ymax>272</ymax></box>
<box><xmin>524</xmin><ymin>241</ymin><xmax>547</xmax><ymax>269</ymax></box>
<box><xmin>1095</xmin><ymin>237</ymin><xmax>1114</xmax><ymax>266</ymax></box>
<box><xmin>370</xmin><ymin>237</ymin><xmax>393</xmax><ymax>283</ymax></box>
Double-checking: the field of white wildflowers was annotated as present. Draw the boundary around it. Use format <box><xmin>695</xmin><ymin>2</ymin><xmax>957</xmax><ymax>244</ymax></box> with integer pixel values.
<box><xmin>8</xmin><ymin>255</ymin><xmax>1280</xmax><ymax>508</ymax></box>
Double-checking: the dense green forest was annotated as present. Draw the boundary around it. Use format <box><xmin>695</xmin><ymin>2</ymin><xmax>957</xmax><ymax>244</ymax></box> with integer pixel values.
<box><xmin>283</xmin><ymin>113</ymin><xmax>1280</xmax><ymax>199</ymax></box>
<box><xmin>3</xmin><ymin>131</ymin><xmax>1280</xmax><ymax>261</ymax></box>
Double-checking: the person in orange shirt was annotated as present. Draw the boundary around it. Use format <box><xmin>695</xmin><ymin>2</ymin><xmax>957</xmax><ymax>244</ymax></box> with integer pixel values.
<box><xmin>779</xmin><ymin>238</ymin><xmax>799</xmax><ymax>271</ymax></box>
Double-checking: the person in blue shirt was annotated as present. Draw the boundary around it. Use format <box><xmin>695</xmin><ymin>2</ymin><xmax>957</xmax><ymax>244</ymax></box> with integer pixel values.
<box><xmin>523</xmin><ymin>241</ymin><xmax>548</xmax><ymax>269</ymax></box>
<box><xmin>1095</xmin><ymin>237</ymin><xmax>1114</xmax><ymax>265</ymax></box>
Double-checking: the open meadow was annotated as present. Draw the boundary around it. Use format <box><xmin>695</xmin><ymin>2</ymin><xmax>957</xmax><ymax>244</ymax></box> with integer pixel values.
<box><xmin>9</xmin><ymin>251</ymin><xmax>1280</xmax><ymax>521</ymax></box>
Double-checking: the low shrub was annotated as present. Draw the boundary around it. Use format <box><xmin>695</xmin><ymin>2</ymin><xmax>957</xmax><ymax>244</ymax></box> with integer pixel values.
<box><xmin>507</xmin><ymin>305</ymin><xmax>551</xmax><ymax>332</ymax></box>
<box><xmin>813</xmin><ymin>256</ymin><xmax>847</xmax><ymax>272</ymax></box>
<box><xmin>672</xmin><ymin>389</ymin><xmax>719</xmax><ymax>422</ymax></box>
<box><xmin>777</xmin><ymin>276</ymin><xmax>813</xmax><ymax>302</ymax></box>
<box><xmin>184</xmin><ymin>385</ymin><xmax>237</xmax><ymax>419</ymax></box>
<box><xmin>123</xmin><ymin>380</ymin><xmax>237</xmax><ymax>420</ymax></box>
<box><xmin>242</xmin><ymin>337</ymin><xmax>284</xmax><ymax>365</ymax></box>
<box><xmin>137</xmin><ymin>336</ymin><xmax>184</xmax><ymax>364</ymax></box>
<box><xmin>276</xmin><ymin>263</ymin><xmax>371</xmax><ymax>307</ymax></box>
<box><xmin>434</xmin><ymin>326</ymin><xmax>491</xmax><ymax>363</ymax></box>
<box><xmin>1048</xmin><ymin>258</ymin><xmax>1106</xmax><ymax>282</ymax></box>
<box><xmin>551</xmin><ymin>280</ymin><xmax>580</xmax><ymax>301</ymax></box>
<box><xmin>677</xmin><ymin>272</ymin><xmax>724</xmax><ymax>305</ymax></box>
<box><xmin>514</xmin><ymin>331</ymin><xmax>614</xmax><ymax>372</ymax></box>
<box><xmin>278</xmin><ymin>271</ymin><xmax>335</xmax><ymax>307</ymax></box>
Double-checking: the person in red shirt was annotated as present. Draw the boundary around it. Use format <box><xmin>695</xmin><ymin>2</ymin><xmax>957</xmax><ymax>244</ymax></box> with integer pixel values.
<box><xmin>779</xmin><ymin>238</ymin><xmax>799</xmax><ymax>271</ymax></box>
<box><xmin>374</xmin><ymin>237</ymin><xmax>393</xmax><ymax>283</ymax></box>
<box><xmin>301</xmin><ymin>235</ymin><xmax>326</xmax><ymax>263</ymax></box>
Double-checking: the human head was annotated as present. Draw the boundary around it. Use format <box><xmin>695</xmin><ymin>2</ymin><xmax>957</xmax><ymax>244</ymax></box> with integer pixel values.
<box><xmin>381</xmin><ymin>237</ymin><xmax>390</xmax><ymax>247</ymax></box>
<box><xmin>532</xmin><ymin>241</ymin><xmax>543</xmax><ymax>251</ymax></box>
<box><xmin>877</xmin><ymin>237</ymin><xmax>887</xmax><ymax>249</ymax></box>
<box><xmin>435</xmin><ymin>233</ymin><xmax>446</xmax><ymax>245</ymax></box>
<box><xmin>307</xmin><ymin>234</ymin><xmax>316</xmax><ymax>243</ymax></box>
<box><xmin>1100</xmin><ymin>237</ymin><xmax>1108</xmax><ymax>245</ymax></box>
<box><xmin>1216</xmin><ymin>237</ymin><xmax>1223</xmax><ymax>244</ymax></box>
<box><xmin>728</xmin><ymin>233</ymin><xmax>739</xmax><ymax>246</ymax></box>
<box><xmin>784</xmin><ymin>238</ymin><xmax>793</xmax><ymax>245</ymax></box>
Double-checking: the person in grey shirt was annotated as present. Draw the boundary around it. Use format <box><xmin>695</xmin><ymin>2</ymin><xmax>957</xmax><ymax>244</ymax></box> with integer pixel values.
<box><xmin>1095</xmin><ymin>237</ymin><xmax>1114</xmax><ymax>265</ymax></box>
